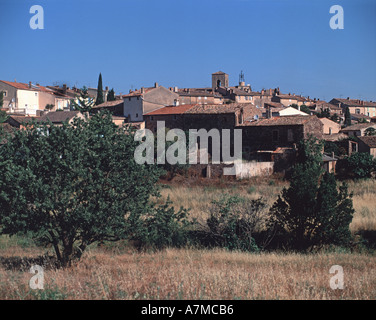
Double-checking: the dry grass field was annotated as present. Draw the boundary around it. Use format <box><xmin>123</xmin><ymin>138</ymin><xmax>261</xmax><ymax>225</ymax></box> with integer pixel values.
<box><xmin>0</xmin><ymin>177</ymin><xmax>375</xmax><ymax>300</ymax></box>
<box><xmin>0</xmin><ymin>246</ymin><xmax>375</xmax><ymax>300</ymax></box>
<box><xmin>158</xmin><ymin>177</ymin><xmax>376</xmax><ymax>233</ymax></box>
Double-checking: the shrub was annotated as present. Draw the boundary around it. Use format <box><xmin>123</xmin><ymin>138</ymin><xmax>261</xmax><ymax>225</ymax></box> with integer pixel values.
<box><xmin>131</xmin><ymin>199</ymin><xmax>193</xmax><ymax>250</ymax></box>
<box><xmin>270</xmin><ymin>137</ymin><xmax>354</xmax><ymax>251</ymax></box>
<box><xmin>196</xmin><ymin>195</ymin><xmax>271</xmax><ymax>252</ymax></box>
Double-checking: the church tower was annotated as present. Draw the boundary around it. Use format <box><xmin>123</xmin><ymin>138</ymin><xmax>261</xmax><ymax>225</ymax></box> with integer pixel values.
<box><xmin>212</xmin><ymin>71</ymin><xmax>229</xmax><ymax>90</ymax></box>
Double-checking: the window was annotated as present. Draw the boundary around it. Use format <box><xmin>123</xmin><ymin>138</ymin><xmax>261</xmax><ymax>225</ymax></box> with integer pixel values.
<box><xmin>173</xmin><ymin>115</ymin><xmax>177</xmax><ymax>120</ymax></box>
<box><xmin>137</xmin><ymin>96</ymin><xmax>140</xmax><ymax>100</ymax></box>
<box><xmin>35</xmin><ymin>92</ymin><xmax>38</xmax><ymax>96</ymax></box>
<box><xmin>136</xmin><ymin>113</ymin><xmax>139</xmax><ymax>118</ymax></box>
<box><xmin>2</xmin><ymin>91</ymin><xmax>7</xmax><ymax>97</ymax></box>
<box><xmin>150</xmin><ymin>116</ymin><xmax>154</xmax><ymax>121</ymax></box>
<box><xmin>356</xmin><ymin>109</ymin><xmax>360</xmax><ymax>114</ymax></box>
<box><xmin>128</xmin><ymin>97</ymin><xmax>131</xmax><ymax>101</ymax></box>
<box><xmin>272</xmin><ymin>130</ymin><xmax>279</xmax><ymax>142</ymax></box>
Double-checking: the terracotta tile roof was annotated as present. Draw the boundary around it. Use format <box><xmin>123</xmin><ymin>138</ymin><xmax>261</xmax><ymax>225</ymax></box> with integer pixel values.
<box><xmin>0</xmin><ymin>80</ymin><xmax>32</xmax><ymax>90</ymax></box>
<box><xmin>275</xmin><ymin>94</ymin><xmax>299</xmax><ymax>100</ymax></box>
<box><xmin>340</xmin><ymin>123</ymin><xmax>376</xmax><ymax>132</ymax></box>
<box><xmin>239</xmin><ymin>115</ymin><xmax>318</xmax><ymax>127</ymax></box>
<box><xmin>332</xmin><ymin>98</ymin><xmax>376</xmax><ymax>108</ymax></box>
<box><xmin>264</xmin><ymin>101</ymin><xmax>284</xmax><ymax>108</ymax></box>
<box><xmin>122</xmin><ymin>87</ymin><xmax>155</xmax><ymax>98</ymax></box>
<box><xmin>0</xmin><ymin>81</ymin><xmax>71</xmax><ymax>99</ymax></box>
<box><xmin>144</xmin><ymin>104</ymin><xmax>197</xmax><ymax>116</ymax></box>
<box><xmin>212</xmin><ymin>71</ymin><xmax>226</xmax><ymax>75</ymax></box>
<box><xmin>37</xmin><ymin>111</ymin><xmax>82</xmax><ymax>123</ymax></box>
<box><xmin>93</xmin><ymin>100</ymin><xmax>124</xmax><ymax>108</ymax></box>
<box><xmin>7</xmin><ymin>115</ymin><xmax>39</xmax><ymax>124</ymax></box>
<box><xmin>358</xmin><ymin>136</ymin><xmax>376</xmax><ymax>148</ymax></box>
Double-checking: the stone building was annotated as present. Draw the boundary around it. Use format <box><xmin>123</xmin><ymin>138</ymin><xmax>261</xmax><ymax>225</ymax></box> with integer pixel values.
<box><xmin>238</xmin><ymin>115</ymin><xmax>324</xmax><ymax>152</ymax></box>
<box><xmin>123</xmin><ymin>83</ymin><xmax>179</xmax><ymax>122</ymax></box>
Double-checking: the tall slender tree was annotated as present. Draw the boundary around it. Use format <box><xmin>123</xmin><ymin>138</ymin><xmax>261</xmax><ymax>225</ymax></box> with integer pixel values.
<box><xmin>344</xmin><ymin>107</ymin><xmax>351</xmax><ymax>127</ymax></box>
<box><xmin>95</xmin><ymin>73</ymin><xmax>104</xmax><ymax>105</ymax></box>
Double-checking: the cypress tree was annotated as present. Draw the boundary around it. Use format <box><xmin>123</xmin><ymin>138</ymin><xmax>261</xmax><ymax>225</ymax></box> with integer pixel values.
<box><xmin>344</xmin><ymin>107</ymin><xmax>351</xmax><ymax>127</ymax></box>
<box><xmin>96</xmin><ymin>73</ymin><xmax>104</xmax><ymax>105</ymax></box>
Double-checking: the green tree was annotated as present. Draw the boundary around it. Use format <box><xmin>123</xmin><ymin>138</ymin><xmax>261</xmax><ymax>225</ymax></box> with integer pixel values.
<box><xmin>364</xmin><ymin>127</ymin><xmax>376</xmax><ymax>136</ymax></box>
<box><xmin>71</xmin><ymin>86</ymin><xmax>94</xmax><ymax>114</ymax></box>
<box><xmin>341</xmin><ymin>152</ymin><xmax>376</xmax><ymax>179</ymax></box>
<box><xmin>0</xmin><ymin>111</ymin><xmax>162</xmax><ymax>267</ymax></box>
<box><xmin>95</xmin><ymin>73</ymin><xmax>104</xmax><ymax>105</ymax></box>
<box><xmin>344</xmin><ymin>107</ymin><xmax>351</xmax><ymax>127</ymax></box>
<box><xmin>107</xmin><ymin>88</ymin><xmax>116</xmax><ymax>102</ymax></box>
<box><xmin>270</xmin><ymin>136</ymin><xmax>354</xmax><ymax>251</ymax></box>
<box><xmin>291</xmin><ymin>104</ymin><xmax>311</xmax><ymax>115</ymax></box>
<box><xmin>314</xmin><ymin>172</ymin><xmax>353</xmax><ymax>247</ymax></box>
<box><xmin>317</xmin><ymin>108</ymin><xmax>331</xmax><ymax>119</ymax></box>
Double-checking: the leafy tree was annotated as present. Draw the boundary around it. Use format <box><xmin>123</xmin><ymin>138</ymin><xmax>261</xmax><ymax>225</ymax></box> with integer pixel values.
<box><xmin>344</xmin><ymin>107</ymin><xmax>351</xmax><ymax>127</ymax></box>
<box><xmin>0</xmin><ymin>111</ymin><xmax>163</xmax><ymax>267</ymax></box>
<box><xmin>340</xmin><ymin>152</ymin><xmax>376</xmax><ymax>179</ymax></box>
<box><xmin>269</xmin><ymin>136</ymin><xmax>354</xmax><ymax>251</ymax></box>
<box><xmin>71</xmin><ymin>86</ymin><xmax>94</xmax><ymax>114</ymax></box>
<box><xmin>291</xmin><ymin>104</ymin><xmax>311</xmax><ymax>115</ymax></box>
<box><xmin>317</xmin><ymin>108</ymin><xmax>331</xmax><ymax>119</ymax></box>
<box><xmin>330</xmin><ymin>113</ymin><xmax>339</xmax><ymax>123</ymax></box>
<box><xmin>107</xmin><ymin>88</ymin><xmax>116</xmax><ymax>102</ymax></box>
<box><xmin>364</xmin><ymin>127</ymin><xmax>376</xmax><ymax>136</ymax></box>
<box><xmin>95</xmin><ymin>73</ymin><xmax>104</xmax><ymax>105</ymax></box>
<box><xmin>358</xmin><ymin>118</ymin><xmax>369</xmax><ymax>124</ymax></box>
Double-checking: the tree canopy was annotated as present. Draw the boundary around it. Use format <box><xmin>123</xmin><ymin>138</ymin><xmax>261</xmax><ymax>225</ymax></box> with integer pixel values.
<box><xmin>0</xmin><ymin>111</ymin><xmax>162</xmax><ymax>267</ymax></box>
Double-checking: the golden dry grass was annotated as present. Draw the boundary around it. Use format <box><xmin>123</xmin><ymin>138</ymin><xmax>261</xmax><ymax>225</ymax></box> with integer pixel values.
<box><xmin>159</xmin><ymin>178</ymin><xmax>376</xmax><ymax>233</ymax></box>
<box><xmin>0</xmin><ymin>247</ymin><xmax>375</xmax><ymax>300</ymax></box>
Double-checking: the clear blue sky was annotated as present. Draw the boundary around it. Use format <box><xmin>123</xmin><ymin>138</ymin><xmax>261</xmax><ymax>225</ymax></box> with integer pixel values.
<box><xmin>1</xmin><ymin>0</ymin><xmax>375</xmax><ymax>101</ymax></box>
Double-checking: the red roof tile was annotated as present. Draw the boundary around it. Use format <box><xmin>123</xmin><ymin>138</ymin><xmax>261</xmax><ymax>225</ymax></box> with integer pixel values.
<box><xmin>144</xmin><ymin>104</ymin><xmax>197</xmax><ymax>116</ymax></box>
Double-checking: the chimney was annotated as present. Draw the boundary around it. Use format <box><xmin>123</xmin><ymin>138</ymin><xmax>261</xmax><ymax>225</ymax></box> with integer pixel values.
<box><xmin>105</xmin><ymin>86</ymin><xmax>109</xmax><ymax>91</ymax></box>
<box><xmin>174</xmin><ymin>86</ymin><xmax>178</xmax><ymax>93</ymax></box>
<box><xmin>29</xmin><ymin>81</ymin><xmax>32</xmax><ymax>88</ymax></box>
<box><xmin>174</xmin><ymin>99</ymin><xmax>179</xmax><ymax>106</ymax></box>
<box><xmin>141</xmin><ymin>87</ymin><xmax>145</xmax><ymax>94</ymax></box>
<box><xmin>267</xmin><ymin>106</ymin><xmax>272</xmax><ymax>119</ymax></box>
<box><xmin>154</xmin><ymin>82</ymin><xmax>159</xmax><ymax>88</ymax></box>
<box><xmin>63</xmin><ymin>84</ymin><xmax>67</xmax><ymax>94</ymax></box>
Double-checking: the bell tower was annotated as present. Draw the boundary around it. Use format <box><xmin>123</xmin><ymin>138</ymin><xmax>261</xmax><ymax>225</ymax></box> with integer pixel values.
<box><xmin>212</xmin><ymin>71</ymin><xmax>229</xmax><ymax>90</ymax></box>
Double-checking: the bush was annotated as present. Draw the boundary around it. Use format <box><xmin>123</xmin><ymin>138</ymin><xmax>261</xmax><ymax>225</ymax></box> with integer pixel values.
<box><xmin>195</xmin><ymin>195</ymin><xmax>271</xmax><ymax>252</ymax></box>
<box><xmin>131</xmin><ymin>199</ymin><xmax>193</xmax><ymax>250</ymax></box>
